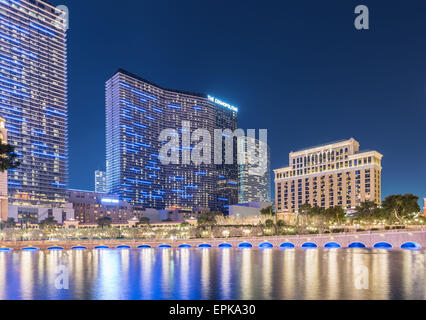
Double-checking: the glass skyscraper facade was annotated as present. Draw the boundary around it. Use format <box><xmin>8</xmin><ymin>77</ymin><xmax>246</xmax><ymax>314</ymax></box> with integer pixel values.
<box><xmin>0</xmin><ymin>0</ymin><xmax>68</xmax><ymax>208</ymax></box>
<box><xmin>95</xmin><ymin>170</ymin><xmax>107</xmax><ymax>193</ymax></box>
<box><xmin>106</xmin><ymin>69</ymin><xmax>238</xmax><ymax>212</ymax></box>
<box><xmin>238</xmin><ymin>137</ymin><xmax>271</xmax><ymax>203</ymax></box>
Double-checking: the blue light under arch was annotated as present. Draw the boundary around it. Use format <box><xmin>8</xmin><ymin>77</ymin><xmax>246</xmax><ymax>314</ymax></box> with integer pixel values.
<box><xmin>324</xmin><ymin>242</ymin><xmax>341</xmax><ymax>249</ymax></box>
<box><xmin>116</xmin><ymin>245</ymin><xmax>131</xmax><ymax>249</ymax></box>
<box><xmin>158</xmin><ymin>244</ymin><xmax>172</xmax><ymax>249</ymax></box>
<box><xmin>72</xmin><ymin>246</ymin><xmax>88</xmax><ymax>250</ymax></box>
<box><xmin>178</xmin><ymin>244</ymin><xmax>192</xmax><ymax>249</ymax></box>
<box><xmin>259</xmin><ymin>242</ymin><xmax>273</xmax><ymax>249</ymax></box>
<box><xmin>137</xmin><ymin>245</ymin><xmax>152</xmax><ymax>249</ymax></box>
<box><xmin>373</xmin><ymin>242</ymin><xmax>392</xmax><ymax>249</ymax></box>
<box><xmin>47</xmin><ymin>246</ymin><xmax>64</xmax><ymax>251</ymax></box>
<box><xmin>348</xmin><ymin>242</ymin><xmax>366</xmax><ymax>248</ymax></box>
<box><xmin>218</xmin><ymin>243</ymin><xmax>232</xmax><ymax>248</ymax></box>
<box><xmin>94</xmin><ymin>245</ymin><xmax>109</xmax><ymax>249</ymax></box>
<box><xmin>280</xmin><ymin>242</ymin><xmax>295</xmax><ymax>249</ymax></box>
<box><xmin>238</xmin><ymin>242</ymin><xmax>253</xmax><ymax>249</ymax></box>
<box><xmin>0</xmin><ymin>248</ymin><xmax>12</xmax><ymax>252</ymax></box>
<box><xmin>22</xmin><ymin>247</ymin><xmax>39</xmax><ymax>251</ymax></box>
<box><xmin>401</xmin><ymin>242</ymin><xmax>421</xmax><ymax>250</ymax></box>
<box><xmin>302</xmin><ymin>242</ymin><xmax>318</xmax><ymax>249</ymax></box>
<box><xmin>198</xmin><ymin>244</ymin><xmax>212</xmax><ymax>249</ymax></box>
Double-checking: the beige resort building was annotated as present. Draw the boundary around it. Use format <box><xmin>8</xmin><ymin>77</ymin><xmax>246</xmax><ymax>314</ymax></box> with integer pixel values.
<box><xmin>274</xmin><ymin>138</ymin><xmax>383</xmax><ymax>215</ymax></box>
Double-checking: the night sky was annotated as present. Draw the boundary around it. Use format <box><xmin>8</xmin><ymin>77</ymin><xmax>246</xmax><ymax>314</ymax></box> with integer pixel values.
<box><xmin>50</xmin><ymin>0</ymin><xmax>426</xmax><ymax>204</ymax></box>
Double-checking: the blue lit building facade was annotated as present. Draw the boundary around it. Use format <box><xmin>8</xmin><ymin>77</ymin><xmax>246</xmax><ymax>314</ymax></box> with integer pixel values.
<box><xmin>0</xmin><ymin>0</ymin><xmax>68</xmax><ymax>208</ymax></box>
<box><xmin>106</xmin><ymin>69</ymin><xmax>238</xmax><ymax>213</ymax></box>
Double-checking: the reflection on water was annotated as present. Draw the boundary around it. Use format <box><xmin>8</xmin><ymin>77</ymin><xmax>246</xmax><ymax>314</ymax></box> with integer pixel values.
<box><xmin>220</xmin><ymin>248</ymin><xmax>231</xmax><ymax>300</ymax></box>
<box><xmin>179</xmin><ymin>248</ymin><xmax>190</xmax><ymax>300</ymax></box>
<box><xmin>201</xmin><ymin>248</ymin><xmax>210</xmax><ymax>298</ymax></box>
<box><xmin>326</xmin><ymin>249</ymin><xmax>339</xmax><ymax>300</ymax></box>
<box><xmin>241</xmin><ymin>249</ymin><xmax>252</xmax><ymax>300</ymax></box>
<box><xmin>262</xmin><ymin>249</ymin><xmax>272</xmax><ymax>300</ymax></box>
<box><xmin>0</xmin><ymin>248</ymin><xmax>424</xmax><ymax>300</ymax></box>
<box><xmin>282</xmin><ymin>249</ymin><xmax>295</xmax><ymax>299</ymax></box>
<box><xmin>304</xmin><ymin>249</ymin><xmax>319</xmax><ymax>299</ymax></box>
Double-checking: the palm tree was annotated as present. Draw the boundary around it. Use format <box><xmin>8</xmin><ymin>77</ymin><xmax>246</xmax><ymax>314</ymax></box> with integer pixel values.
<box><xmin>4</xmin><ymin>217</ymin><xmax>15</xmax><ymax>229</ymax></box>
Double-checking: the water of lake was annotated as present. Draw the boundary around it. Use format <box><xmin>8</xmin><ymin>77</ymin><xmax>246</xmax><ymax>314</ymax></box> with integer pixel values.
<box><xmin>0</xmin><ymin>248</ymin><xmax>424</xmax><ymax>300</ymax></box>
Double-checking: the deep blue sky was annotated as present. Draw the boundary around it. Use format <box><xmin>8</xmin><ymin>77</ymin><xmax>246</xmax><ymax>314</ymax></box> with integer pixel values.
<box><xmin>51</xmin><ymin>0</ymin><xmax>426</xmax><ymax>204</ymax></box>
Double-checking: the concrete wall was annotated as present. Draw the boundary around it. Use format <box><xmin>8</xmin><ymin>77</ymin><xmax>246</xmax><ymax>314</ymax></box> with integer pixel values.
<box><xmin>1</xmin><ymin>230</ymin><xmax>425</xmax><ymax>250</ymax></box>
<box><xmin>8</xmin><ymin>205</ymin><xmax>75</xmax><ymax>224</ymax></box>
<box><xmin>229</xmin><ymin>202</ymin><xmax>272</xmax><ymax>218</ymax></box>
<box><xmin>143</xmin><ymin>208</ymin><xmax>161</xmax><ymax>223</ymax></box>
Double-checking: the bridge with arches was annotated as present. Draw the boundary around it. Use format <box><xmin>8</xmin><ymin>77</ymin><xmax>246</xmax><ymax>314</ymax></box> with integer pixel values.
<box><xmin>0</xmin><ymin>230</ymin><xmax>425</xmax><ymax>252</ymax></box>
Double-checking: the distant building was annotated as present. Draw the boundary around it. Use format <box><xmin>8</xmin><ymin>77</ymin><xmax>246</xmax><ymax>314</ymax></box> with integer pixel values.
<box><xmin>274</xmin><ymin>138</ymin><xmax>383</xmax><ymax>215</ymax></box>
<box><xmin>229</xmin><ymin>202</ymin><xmax>272</xmax><ymax>218</ymax></box>
<box><xmin>238</xmin><ymin>137</ymin><xmax>271</xmax><ymax>203</ymax></box>
<box><xmin>216</xmin><ymin>178</ymin><xmax>239</xmax><ymax>214</ymax></box>
<box><xmin>0</xmin><ymin>117</ymin><xmax>8</xmax><ymax>222</ymax></box>
<box><xmin>8</xmin><ymin>204</ymin><xmax>74</xmax><ymax>225</ymax></box>
<box><xmin>66</xmin><ymin>189</ymin><xmax>138</xmax><ymax>224</ymax></box>
<box><xmin>95</xmin><ymin>170</ymin><xmax>107</xmax><ymax>193</ymax></box>
<box><xmin>66</xmin><ymin>189</ymin><xmax>164</xmax><ymax>224</ymax></box>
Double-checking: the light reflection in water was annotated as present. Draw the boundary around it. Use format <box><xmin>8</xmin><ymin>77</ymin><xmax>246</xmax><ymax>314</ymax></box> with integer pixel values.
<box><xmin>304</xmin><ymin>249</ymin><xmax>319</xmax><ymax>300</ymax></box>
<box><xmin>140</xmin><ymin>249</ymin><xmax>155</xmax><ymax>300</ymax></box>
<box><xmin>402</xmin><ymin>250</ymin><xmax>425</xmax><ymax>299</ymax></box>
<box><xmin>0</xmin><ymin>253</ymin><xmax>6</xmax><ymax>299</ymax></box>
<box><xmin>20</xmin><ymin>252</ymin><xmax>34</xmax><ymax>300</ymax></box>
<box><xmin>371</xmin><ymin>250</ymin><xmax>390</xmax><ymax>300</ymax></box>
<box><xmin>326</xmin><ymin>249</ymin><xmax>339</xmax><ymax>300</ymax></box>
<box><xmin>0</xmin><ymin>249</ymin><xmax>423</xmax><ymax>300</ymax></box>
<box><xmin>240</xmin><ymin>249</ymin><xmax>252</xmax><ymax>300</ymax></box>
<box><xmin>201</xmin><ymin>249</ymin><xmax>210</xmax><ymax>299</ymax></box>
<box><xmin>179</xmin><ymin>249</ymin><xmax>190</xmax><ymax>299</ymax></box>
<box><xmin>262</xmin><ymin>249</ymin><xmax>272</xmax><ymax>299</ymax></box>
<box><xmin>402</xmin><ymin>250</ymin><xmax>413</xmax><ymax>299</ymax></box>
<box><xmin>96</xmin><ymin>250</ymin><xmax>121</xmax><ymax>299</ymax></box>
<box><xmin>160</xmin><ymin>249</ymin><xmax>173</xmax><ymax>299</ymax></box>
<box><xmin>282</xmin><ymin>249</ymin><xmax>295</xmax><ymax>299</ymax></box>
<box><xmin>350</xmin><ymin>250</ymin><xmax>369</xmax><ymax>300</ymax></box>
<box><xmin>120</xmin><ymin>249</ymin><xmax>130</xmax><ymax>294</ymax></box>
<box><xmin>37</xmin><ymin>251</ymin><xmax>45</xmax><ymax>286</ymax></box>
<box><xmin>220</xmin><ymin>248</ymin><xmax>231</xmax><ymax>300</ymax></box>
<box><xmin>73</xmin><ymin>250</ymin><xmax>85</xmax><ymax>298</ymax></box>
<box><xmin>46</xmin><ymin>251</ymin><xmax>61</xmax><ymax>298</ymax></box>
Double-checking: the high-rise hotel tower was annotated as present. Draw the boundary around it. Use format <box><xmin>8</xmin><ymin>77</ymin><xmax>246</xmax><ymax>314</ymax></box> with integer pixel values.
<box><xmin>95</xmin><ymin>170</ymin><xmax>107</xmax><ymax>193</ymax></box>
<box><xmin>0</xmin><ymin>0</ymin><xmax>68</xmax><ymax>208</ymax></box>
<box><xmin>238</xmin><ymin>137</ymin><xmax>271</xmax><ymax>203</ymax></box>
<box><xmin>274</xmin><ymin>138</ymin><xmax>382</xmax><ymax>214</ymax></box>
<box><xmin>106</xmin><ymin>69</ymin><xmax>238</xmax><ymax>213</ymax></box>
